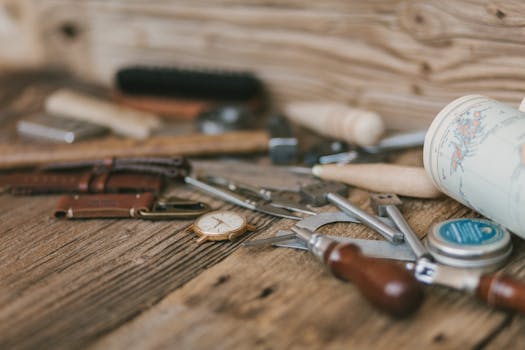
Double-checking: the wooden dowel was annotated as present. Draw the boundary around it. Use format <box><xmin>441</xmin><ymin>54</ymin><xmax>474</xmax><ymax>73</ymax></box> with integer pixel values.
<box><xmin>312</xmin><ymin>163</ymin><xmax>442</xmax><ymax>199</ymax></box>
<box><xmin>0</xmin><ymin>130</ymin><xmax>270</xmax><ymax>169</ymax></box>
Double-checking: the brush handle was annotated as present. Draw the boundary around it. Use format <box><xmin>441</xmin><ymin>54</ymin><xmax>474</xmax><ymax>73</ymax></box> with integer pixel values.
<box><xmin>312</xmin><ymin>163</ymin><xmax>442</xmax><ymax>199</ymax></box>
<box><xmin>284</xmin><ymin>102</ymin><xmax>385</xmax><ymax>146</ymax></box>
<box><xmin>325</xmin><ymin>242</ymin><xmax>424</xmax><ymax>317</ymax></box>
<box><xmin>113</xmin><ymin>92</ymin><xmax>212</xmax><ymax>119</ymax></box>
<box><xmin>46</xmin><ymin>89</ymin><xmax>161</xmax><ymax>139</ymax></box>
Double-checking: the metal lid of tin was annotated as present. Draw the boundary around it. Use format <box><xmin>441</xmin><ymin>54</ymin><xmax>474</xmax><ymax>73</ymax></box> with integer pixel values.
<box><xmin>426</xmin><ymin>218</ymin><xmax>512</xmax><ymax>269</ymax></box>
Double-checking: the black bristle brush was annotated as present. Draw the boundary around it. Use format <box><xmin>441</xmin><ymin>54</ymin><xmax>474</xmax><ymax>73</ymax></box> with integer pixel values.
<box><xmin>115</xmin><ymin>66</ymin><xmax>263</xmax><ymax>101</ymax></box>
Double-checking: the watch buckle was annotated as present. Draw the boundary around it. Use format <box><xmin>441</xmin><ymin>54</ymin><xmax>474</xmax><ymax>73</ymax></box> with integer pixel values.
<box><xmin>138</xmin><ymin>196</ymin><xmax>210</xmax><ymax>220</ymax></box>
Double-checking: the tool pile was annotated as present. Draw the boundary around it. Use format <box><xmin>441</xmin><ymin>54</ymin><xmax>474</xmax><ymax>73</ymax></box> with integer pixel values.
<box><xmin>2</xmin><ymin>67</ymin><xmax>525</xmax><ymax>319</ymax></box>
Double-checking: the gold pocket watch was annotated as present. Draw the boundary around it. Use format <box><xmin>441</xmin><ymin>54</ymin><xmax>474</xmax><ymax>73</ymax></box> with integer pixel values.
<box><xmin>189</xmin><ymin>210</ymin><xmax>256</xmax><ymax>244</ymax></box>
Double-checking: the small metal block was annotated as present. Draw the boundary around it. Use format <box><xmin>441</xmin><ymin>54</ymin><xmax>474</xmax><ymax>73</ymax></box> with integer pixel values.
<box><xmin>299</xmin><ymin>181</ymin><xmax>348</xmax><ymax>207</ymax></box>
<box><xmin>370</xmin><ymin>193</ymin><xmax>402</xmax><ymax>217</ymax></box>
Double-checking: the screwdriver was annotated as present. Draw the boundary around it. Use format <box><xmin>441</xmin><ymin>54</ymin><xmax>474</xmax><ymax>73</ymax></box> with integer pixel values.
<box><xmin>291</xmin><ymin>226</ymin><xmax>424</xmax><ymax>317</ymax></box>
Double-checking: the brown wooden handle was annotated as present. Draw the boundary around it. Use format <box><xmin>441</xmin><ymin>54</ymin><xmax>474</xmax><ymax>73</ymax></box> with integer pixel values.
<box><xmin>0</xmin><ymin>131</ymin><xmax>270</xmax><ymax>169</ymax></box>
<box><xmin>326</xmin><ymin>242</ymin><xmax>424</xmax><ymax>317</ymax></box>
<box><xmin>477</xmin><ymin>273</ymin><xmax>525</xmax><ymax>313</ymax></box>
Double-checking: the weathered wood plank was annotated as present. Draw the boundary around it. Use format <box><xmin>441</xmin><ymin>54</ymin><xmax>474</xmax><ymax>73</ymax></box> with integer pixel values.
<box><xmin>0</xmin><ymin>186</ymin><xmax>276</xmax><ymax>349</ymax></box>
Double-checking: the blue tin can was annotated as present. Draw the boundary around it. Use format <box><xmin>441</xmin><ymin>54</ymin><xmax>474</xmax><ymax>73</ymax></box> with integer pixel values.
<box><xmin>426</xmin><ymin>218</ymin><xmax>512</xmax><ymax>270</ymax></box>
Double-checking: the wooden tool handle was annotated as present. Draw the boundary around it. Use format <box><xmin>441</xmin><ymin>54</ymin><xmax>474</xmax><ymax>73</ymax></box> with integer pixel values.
<box><xmin>326</xmin><ymin>242</ymin><xmax>424</xmax><ymax>317</ymax></box>
<box><xmin>46</xmin><ymin>89</ymin><xmax>162</xmax><ymax>139</ymax></box>
<box><xmin>313</xmin><ymin>163</ymin><xmax>442</xmax><ymax>199</ymax></box>
<box><xmin>0</xmin><ymin>131</ymin><xmax>270</xmax><ymax>169</ymax></box>
<box><xmin>284</xmin><ymin>102</ymin><xmax>385</xmax><ymax>146</ymax></box>
<box><xmin>477</xmin><ymin>273</ymin><xmax>525</xmax><ymax>313</ymax></box>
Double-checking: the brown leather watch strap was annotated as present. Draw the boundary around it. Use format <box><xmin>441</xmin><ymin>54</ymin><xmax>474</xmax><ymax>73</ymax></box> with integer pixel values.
<box><xmin>54</xmin><ymin>192</ymin><xmax>156</xmax><ymax>219</ymax></box>
<box><xmin>0</xmin><ymin>171</ymin><xmax>163</xmax><ymax>195</ymax></box>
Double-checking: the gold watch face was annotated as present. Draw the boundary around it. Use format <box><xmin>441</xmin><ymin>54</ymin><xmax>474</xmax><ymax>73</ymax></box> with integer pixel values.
<box><xmin>193</xmin><ymin>210</ymin><xmax>247</xmax><ymax>239</ymax></box>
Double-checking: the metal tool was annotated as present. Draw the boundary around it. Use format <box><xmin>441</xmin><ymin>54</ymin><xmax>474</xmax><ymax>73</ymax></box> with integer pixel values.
<box><xmin>17</xmin><ymin>114</ymin><xmax>108</xmax><ymax>143</ymax></box>
<box><xmin>303</xmin><ymin>140</ymin><xmax>382</xmax><ymax>166</ymax></box>
<box><xmin>267</xmin><ymin>114</ymin><xmax>297</xmax><ymax>165</ymax></box>
<box><xmin>361</xmin><ymin>129</ymin><xmax>426</xmax><ymax>154</ymax></box>
<box><xmin>197</xmin><ymin>105</ymin><xmax>255</xmax><ymax>134</ymax></box>
<box><xmin>370</xmin><ymin>193</ymin><xmax>429</xmax><ymax>259</ymax></box>
<box><xmin>198</xmin><ymin>173</ymin><xmax>315</xmax><ymax>215</ymax></box>
<box><xmin>371</xmin><ymin>193</ymin><xmax>525</xmax><ymax>314</ymax></box>
<box><xmin>184</xmin><ymin>176</ymin><xmax>302</xmax><ymax>220</ymax></box>
<box><xmin>299</xmin><ymin>182</ymin><xmax>404</xmax><ymax>243</ymax></box>
<box><xmin>243</xmin><ymin>212</ymin><xmax>416</xmax><ymax>261</ymax></box>
<box><xmin>244</xmin><ymin>211</ymin><xmax>424</xmax><ymax>317</ymax></box>
<box><xmin>301</xmin><ymin>130</ymin><xmax>425</xmax><ymax>166</ymax></box>
<box><xmin>299</xmin><ymin>181</ymin><xmax>348</xmax><ymax>207</ymax></box>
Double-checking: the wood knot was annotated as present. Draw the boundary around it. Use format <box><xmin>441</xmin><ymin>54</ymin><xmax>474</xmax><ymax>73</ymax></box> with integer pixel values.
<box><xmin>420</xmin><ymin>62</ymin><xmax>432</xmax><ymax>75</ymax></box>
<box><xmin>59</xmin><ymin>22</ymin><xmax>80</xmax><ymax>40</ymax></box>
<box><xmin>258</xmin><ymin>286</ymin><xmax>275</xmax><ymax>299</ymax></box>
<box><xmin>495</xmin><ymin>9</ymin><xmax>506</xmax><ymax>19</ymax></box>
<box><xmin>433</xmin><ymin>333</ymin><xmax>446</xmax><ymax>343</ymax></box>
<box><xmin>213</xmin><ymin>274</ymin><xmax>230</xmax><ymax>287</ymax></box>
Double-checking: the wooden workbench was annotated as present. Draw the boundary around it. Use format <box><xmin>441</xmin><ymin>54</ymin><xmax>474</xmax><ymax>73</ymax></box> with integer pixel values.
<box><xmin>2</xmin><ymin>155</ymin><xmax>525</xmax><ymax>349</ymax></box>
<box><xmin>1</xmin><ymin>73</ymin><xmax>525</xmax><ymax>350</ymax></box>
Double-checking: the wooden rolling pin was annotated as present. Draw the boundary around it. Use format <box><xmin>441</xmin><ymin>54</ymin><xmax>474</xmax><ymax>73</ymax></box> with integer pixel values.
<box><xmin>284</xmin><ymin>102</ymin><xmax>385</xmax><ymax>146</ymax></box>
<box><xmin>46</xmin><ymin>89</ymin><xmax>162</xmax><ymax>139</ymax></box>
<box><xmin>312</xmin><ymin>163</ymin><xmax>442</xmax><ymax>199</ymax></box>
<box><xmin>0</xmin><ymin>130</ymin><xmax>269</xmax><ymax>169</ymax></box>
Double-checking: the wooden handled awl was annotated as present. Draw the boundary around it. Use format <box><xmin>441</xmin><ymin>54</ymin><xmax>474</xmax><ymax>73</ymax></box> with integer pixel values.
<box><xmin>46</xmin><ymin>89</ymin><xmax>162</xmax><ymax>139</ymax></box>
<box><xmin>312</xmin><ymin>163</ymin><xmax>442</xmax><ymax>199</ymax></box>
<box><xmin>292</xmin><ymin>226</ymin><xmax>424</xmax><ymax>317</ymax></box>
<box><xmin>284</xmin><ymin>102</ymin><xmax>385</xmax><ymax>146</ymax></box>
<box><xmin>413</xmin><ymin>260</ymin><xmax>525</xmax><ymax>314</ymax></box>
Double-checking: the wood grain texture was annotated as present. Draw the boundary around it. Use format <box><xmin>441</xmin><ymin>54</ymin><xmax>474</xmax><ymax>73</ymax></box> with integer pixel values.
<box><xmin>89</xmin><ymin>193</ymin><xmax>525</xmax><ymax>350</ymax></box>
<box><xmin>0</xmin><ymin>186</ymin><xmax>277</xmax><ymax>349</ymax></box>
<box><xmin>2</xmin><ymin>163</ymin><xmax>525</xmax><ymax>349</ymax></box>
<box><xmin>3</xmin><ymin>0</ymin><xmax>525</xmax><ymax>129</ymax></box>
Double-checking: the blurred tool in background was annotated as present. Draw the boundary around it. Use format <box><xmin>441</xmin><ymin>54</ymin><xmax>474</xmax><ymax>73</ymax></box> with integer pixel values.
<box><xmin>113</xmin><ymin>66</ymin><xmax>265</xmax><ymax>120</ymax></box>
<box><xmin>267</xmin><ymin>114</ymin><xmax>297</xmax><ymax>165</ymax></box>
<box><xmin>46</xmin><ymin>88</ymin><xmax>161</xmax><ymax>139</ymax></box>
<box><xmin>17</xmin><ymin>114</ymin><xmax>108</xmax><ymax>144</ymax></box>
<box><xmin>284</xmin><ymin>101</ymin><xmax>385</xmax><ymax>146</ymax></box>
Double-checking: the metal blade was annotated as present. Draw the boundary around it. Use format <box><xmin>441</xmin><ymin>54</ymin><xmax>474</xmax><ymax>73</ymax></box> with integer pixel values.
<box><xmin>269</xmin><ymin>200</ymin><xmax>316</xmax><ymax>216</ymax></box>
<box><xmin>242</xmin><ymin>233</ymin><xmax>297</xmax><ymax>247</ymax></box>
<box><xmin>273</xmin><ymin>230</ymin><xmax>416</xmax><ymax>261</ymax></box>
<box><xmin>255</xmin><ymin>203</ymin><xmax>302</xmax><ymax>220</ymax></box>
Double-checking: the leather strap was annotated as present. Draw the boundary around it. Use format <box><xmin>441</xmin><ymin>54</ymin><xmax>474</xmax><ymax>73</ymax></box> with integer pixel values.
<box><xmin>38</xmin><ymin>156</ymin><xmax>191</xmax><ymax>179</ymax></box>
<box><xmin>54</xmin><ymin>192</ymin><xmax>156</xmax><ymax>219</ymax></box>
<box><xmin>0</xmin><ymin>171</ymin><xmax>163</xmax><ymax>195</ymax></box>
